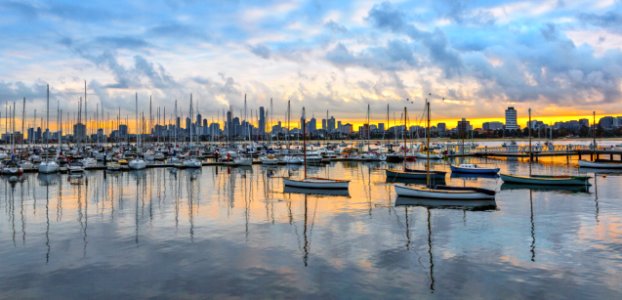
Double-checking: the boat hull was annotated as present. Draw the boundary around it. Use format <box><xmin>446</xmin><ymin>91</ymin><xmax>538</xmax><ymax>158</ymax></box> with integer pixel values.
<box><xmin>38</xmin><ymin>162</ymin><xmax>60</xmax><ymax>174</ymax></box>
<box><xmin>283</xmin><ymin>178</ymin><xmax>349</xmax><ymax>189</ymax></box>
<box><xmin>578</xmin><ymin>160</ymin><xmax>622</xmax><ymax>169</ymax></box>
<box><xmin>394</xmin><ymin>185</ymin><xmax>495</xmax><ymax>200</ymax></box>
<box><xmin>500</xmin><ymin>174</ymin><xmax>590</xmax><ymax>186</ymax></box>
<box><xmin>450</xmin><ymin>165</ymin><xmax>499</xmax><ymax>174</ymax></box>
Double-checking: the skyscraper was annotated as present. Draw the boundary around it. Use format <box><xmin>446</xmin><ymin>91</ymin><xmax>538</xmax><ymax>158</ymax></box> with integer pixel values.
<box><xmin>259</xmin><ymin>106</ymin><xmax>266</xmax><ymax>138</ymax></box>
<box><xmin>505</xmin><ymin>107</ymin><xmax>519</xmax><ymax>130</ymax></box>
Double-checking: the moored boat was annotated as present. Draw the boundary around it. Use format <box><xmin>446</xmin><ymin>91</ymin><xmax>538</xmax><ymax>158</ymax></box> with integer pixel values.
<box><xmin>395</xmin><ymin>184</ymin><xmax>496</xmax><ymax>200</ymax></box>
<box><xmin>450</xmin><ymin>164</ymin><xmax>500</xmax><ymax>174</ymax></box>
<box><xmin>578</xmin><ymin>160</ymin><xmax>622</xmax><ymax>169</ymax></box>
<box><xmin>283</xmin><ymin>177</ymin><xmax>349</xmax><ymax>189</ymax></box>
<box><xmin>500</xmin><ymin>173</ymin><xmax>590</xmax><ymax>186</ymax></box>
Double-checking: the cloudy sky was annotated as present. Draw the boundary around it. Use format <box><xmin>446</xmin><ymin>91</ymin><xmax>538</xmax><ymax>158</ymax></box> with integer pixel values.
<box><xmin>0</xmin><ymin>0</ymin><xmax>621</xmax><ymax>128</ymax></box>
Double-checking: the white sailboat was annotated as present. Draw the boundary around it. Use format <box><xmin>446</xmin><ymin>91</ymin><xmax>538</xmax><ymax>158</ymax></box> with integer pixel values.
<box><xmin>129</xmin><ymin>93</ymin><xmax>147</xmax><ymax>170</ymax></box>
<box><xmin>38</xmin><ymin>84</ymin><xmax>59</xmax><ymax>174</ymax></box>
<box><xmin>283</xmin><ymin>107</ymin><xmax>349</xmax><ymax>190</ymax></box>
<box><xmin>182</xmin><ymin>94</ymin><xmax>202</xmax><ymax>168</ymax></box>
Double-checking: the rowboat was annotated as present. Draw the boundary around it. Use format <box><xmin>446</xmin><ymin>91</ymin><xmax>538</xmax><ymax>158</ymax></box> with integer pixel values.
<box><xmin>450</xmin><ymin>164</ymin><xmax>499</xmax><ymax>174</ymax></box>
<box><xmin>283</xmin><ymin>177</ymin><xmax>349</xmax><ymax>189</ymax></box>
<box><xmin>578</xmin><ymin>160</ymin><xmax>622</xmax><ymax>169</ymax></box>
<box><xmin>500</xmin><ymin>173</ymin><xmax>590</xmax><ymax>186</ymax></box>
<box><xmin>395</xmin><ymin>184</ymin><xmax>496</xmax><ymax>200</ymax></box>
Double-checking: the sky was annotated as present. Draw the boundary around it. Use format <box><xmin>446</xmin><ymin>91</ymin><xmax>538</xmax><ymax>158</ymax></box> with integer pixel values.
<box><xmin>0</xmin><ymin>0</ymin><xmax>621</xmax><ymax>130</ymax></box>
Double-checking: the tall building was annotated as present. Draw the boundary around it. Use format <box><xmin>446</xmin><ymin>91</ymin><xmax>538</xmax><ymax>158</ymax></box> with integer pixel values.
<box><xmin>258</xmin><ymin>106</ymin><xmax>266</xmax><ymax>138</ymax></box>
<box><xmin>73</xmin><ymin>123</ymin><xmax>86</xmax><ymax>141</ymax></box>
<box><xmin>483</xmin><ymin>121</ymin><xmax>504</xmax><ymax>131</ymax></box>
<box><xmin>328</xmin><ymin>117</ymin><xmax>336</xmax><ymax>132</ymax></box>
<box><xmin>119</xmin><ymin>124</ymin><xmax>128</xmax><ymax>138</ymax></box>
<box><xmin>307</xmin><ymin>117</ymin><xmax>317</xmax><ymax>133</ymax></box>
<box><xmin>505</xmin><ymin>107</ymin><xmax>519</xmax><ymax>130</ymax></box>
<box><xmin>437</xmin><ymin>123</ymin><xmax>446</xmax><ymax>134</ymax></box>
<box><xmin>457</xmin><ymin>118</ymin><xmax>471</xmax><ymax>136</ymax></box>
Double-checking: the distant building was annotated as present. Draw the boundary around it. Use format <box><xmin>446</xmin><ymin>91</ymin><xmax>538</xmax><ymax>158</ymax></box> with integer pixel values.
<box><xmin>599</xmin><ymin>116</ymin><xmax>615</xmax><ymax>129</ymax></box>
<box><xmin>73</xmin><ymin>123</ymin><xmax>86</xmax><ymax>141</ymax></box>
<box><xmin>505</xmin><ymin>107</ymin><xmax>519</xmax><ymax>130</ymax></box>
<box><xmin>258</xmin><ymin>106</ymin><xmax>266</xmax><ymax>138</ymax></box>
<box><xmin>483</xmin><ymin>121</ymin><xmax>504</xmax><ymax>131</ymax></box>
<box><xmin>457</xmin><ymin>118</ymin><xmax>472</xmax><ymax>136</ymax></box>
<box><xmin>327</xmin><ymin>117</ymin><xmax>335</xmax><ymax>132</ymax></box>
<box><xmin>436</xmin><ymin>123</ymin><xmax>446</xmax><ymax>136</ymax></box>
<box><xmin>341</xmin><ymin>123</ymin><xmax>353</xmax><ymax>134</ymax></box>
<box><xmin>527</xmin><ymin>120</ymin><xmax>545</xmax><ymax>130</ymax></box>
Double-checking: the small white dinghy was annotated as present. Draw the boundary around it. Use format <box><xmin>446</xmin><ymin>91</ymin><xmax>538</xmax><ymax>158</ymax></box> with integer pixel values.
<box><xmin>283</xmin><ymin>177</ymin><xmax>349</xmax><ymax>189</ymax></box>
<box><xmin>395</xmin><ymin>184</ymin><xmax>496</xmax><ymax>200</ymax></box>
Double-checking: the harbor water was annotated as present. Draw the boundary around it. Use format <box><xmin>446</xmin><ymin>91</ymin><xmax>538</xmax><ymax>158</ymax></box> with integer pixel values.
<box><xmin>1</xmin><ymin>156</ymin><xmax>621</xmax><ymax>298</ymax></box>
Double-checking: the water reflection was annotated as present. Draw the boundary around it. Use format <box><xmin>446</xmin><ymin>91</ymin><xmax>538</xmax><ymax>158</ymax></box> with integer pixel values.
<box><xmin>0</xmin><ymin>157</ymin><xmax>621</xmax><ymax>298</ymax></box>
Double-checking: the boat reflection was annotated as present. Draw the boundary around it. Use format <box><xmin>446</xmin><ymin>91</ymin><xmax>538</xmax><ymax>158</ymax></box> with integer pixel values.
<box><xmin>386</xmin><ymin>176</ymin><xmax>446</xmax><ymax>186</ymax></box>
<box><xmin>395</xmin><ymin>197</ymin><xmax>497</xmax><ymax>211</ymax></box>
<box><xmin>283</xmin><ymin>186</ymin><xmax>350</xmax><ymax>197</ymax></box>
<box><xmin>578</xmin><ymin>167</ymin><xmax>622</xmax><ymax>176</ymax></box>
<box><xmin>449</xmin><ymin>172</ymin><xmax>500</xmax><ymax>180</ymax></box>
<box><xmin>500</xmin><ymin>183</ymin><xmax>590</xmax><ymax>193</ymax></box>
<box><xmin>37</xmin><ymin>173</ymin><xmax>60</xmax><ymax>186</ymax></box>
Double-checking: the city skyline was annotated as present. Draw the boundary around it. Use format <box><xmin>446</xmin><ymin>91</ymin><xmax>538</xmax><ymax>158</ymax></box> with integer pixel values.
<box><xmin>1</xmin><ymin>1</ymin><xmax>622</xmax><ymax>123</ymax></box>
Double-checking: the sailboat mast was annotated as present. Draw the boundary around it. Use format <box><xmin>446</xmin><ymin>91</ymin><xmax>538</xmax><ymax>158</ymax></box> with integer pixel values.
<box><xmin>367</xmin><ymin>103</ymin><xmax>371</xmax><ymax>151</ymax></box>
<box><xmin>302</xmin><ymin>107</ymin><xmax>307</xmax><ymax>179</ymax></box>
<box><xmin>426</xmin><ymin>99</ymin><xmax>431</xmax><ymax>187</ymax></box>
<box><xmin>592</xmin><ymin>111</ymin><xmax>596</xmax><ymax>152</ymax></box>
<box><xmin>528</xmin><ymin>108</ymin><xmax>532</xmax><ymax>176</ymax></box>
<box><xmin>287</xmin><ymin>100</ymin><xmax>290</xmax><ymax>153</ymax></box>
<box><xmin>84</xmin><ymin>80</ymin><xmax>87</xmax><ymax>145</ymax></box>
<box><xmin>21</xmin><ymin>97</ymin><xmax>25</xmax><ymax>150</ymax></box>
<box><xmin>189</xmin><ymin>94</ymin><xmax>193</xmax><ymax>146</ymax></box>
<box><xmin>135</xmin><ymin>93</ymin><xmax>139</xmax><ymax>151</ymax></box>
<box><xmin>45</xmin><ymin>84</ymin><xmax>50</xmax><ymax>162</ymax></box>
<box><xmin>403</xmin><ymin>106</ymin><xmax>407</xmax><ymax>168</ymax></box>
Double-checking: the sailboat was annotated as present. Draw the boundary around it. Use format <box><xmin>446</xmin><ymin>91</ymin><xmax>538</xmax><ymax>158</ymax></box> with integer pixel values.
<box><xmin>38</xmin><ymin>85</ymin><xmax>60</xmax><ymax>174</ymax></box>
<box><xmin>500</xmin><ymin>108</ymin><xmax>590</xmax><ymax>186</ymax></box>
<box><xmin>394</xmin><ymin>97</ymin><xmax>496</xmax><ymax>200</ymax></box>
<box><xmin>128</xmin><ymin>93</ymin><xmax>147</xmax><ymax>170</ymax></box>
<box><xmin>283</xmin><ymin>107</ymin><xmax>349</xmax><ymax>190</ymax></box>
<box><xmin>386</xmin><ymin>106</ymin><xmax>446</xmax><ymax>181</ymax></box>
<box><xmin>182</xmin><ymin>94</ymin><xmax>202</xmax><ymax>168</ymax></box>
<box><xmin>450</xmin><ymin>163</ymin><xmax>500</xmax><ymax>175</ymax></box>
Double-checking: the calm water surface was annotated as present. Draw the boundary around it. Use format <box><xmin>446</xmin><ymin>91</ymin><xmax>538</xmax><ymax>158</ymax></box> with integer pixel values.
<box><xmin>1</xmin><ymin>156</ymin><xmax>621</xmax><ymax>299</ymax></box>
